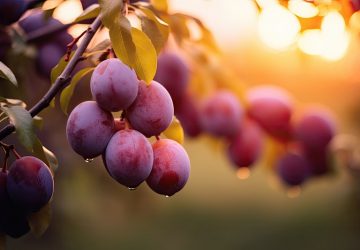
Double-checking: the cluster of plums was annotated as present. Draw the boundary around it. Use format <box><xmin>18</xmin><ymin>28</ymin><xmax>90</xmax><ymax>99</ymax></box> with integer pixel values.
<box><xmin>66</xmin><ymin>58</ymin><xmax>190</xmax><ymax>196</ymax></box>
<box><xmin>0</xmin><ymin>156</ymin><xmax>54</xmax><ymax>238</ymax></box>
<box><xmin>155</xmin><ymin>50</ymin><xmax>336</xmax><ymax>189</ymax></box>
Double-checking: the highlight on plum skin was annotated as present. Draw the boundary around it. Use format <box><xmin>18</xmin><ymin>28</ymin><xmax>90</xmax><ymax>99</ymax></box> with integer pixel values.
<box><xmin>200</xmin><ymin>91</ymin><xmax>243</xmax><ymax>137</ymax></box>
<box><xmin>146</xmin><ymin>139</ymin><xmax>190</xmax><ymax>196</ymax></box>
<box><xmin>247</xmin><ymin>86</ymin><xmax>294</xmax><ymax>141</ymax></box>
<box><xmin>6</xmin><ymin>156</ymin><xmax>54</xmax><ymax>213</ymax></box>
<box><xmin>104</xmin><ymin>129</ymin><xmax>154</xmax><ymax>189</ymax></box>
<box><xmin>276</xmin><ymin>152</ymin><xmax>311</xmax><ymax>187</ymax></box>
<box><xmin>126</xmin><ymin>80</ymin><xmax>174</xmax><ymax>137</ymax></box>
<box><xmin>295</xmin><ymin>109</ymin><xmax>336</xmax><ymax>154</ymax></box>
<box><xmin>154</xmin><ymin>52</ymin><xmax>189</xmax><ymax>104</ymax></box>
<box><xmin>66</xmin><ymin>101</ymin><xmax>115</xmax><ymax>159</ymax></box>
<box><xmin>90</xmin><ymin>58</ymin><xmax>139</xmax><ymax>112</ymax></box>
<box><xmin>227</xmin><ymin>119</ymin><xmax>264</xmax><ymax>169</ymax></box>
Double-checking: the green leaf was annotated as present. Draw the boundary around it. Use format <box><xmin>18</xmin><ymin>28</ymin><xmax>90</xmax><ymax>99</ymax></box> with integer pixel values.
<box><xmin>0</xmin><ymin>61</ymin><xmax>17</xmax><ymax>86</ymax></box>
<box><xmin>0</xmin><ymin>105</ymin><xmax>36</xmax><ymax>151</ymax></box>
<box><xmin>99</xmin><ymin>0</ymin><xmax>124</xmax><ymax>28</ymax></box>
<box><xmin>74</xmin><ymin>4</ymin><xmax>100</xmax><ymax>23</ymax></box>
<box><xmin>33</xmin><ymin>116</ymin><xmax>43</xmax><ymax>130</ymax></box>
<box><xmin>109</xmin><ymin>16</ymin><xmax>136</xmax><ymax>67</ymax></box>
<box><xmin>60</xmin><ymin>67</ymin><xmax>94</xmax><ymax>115</ymax></box>
<box><xmin>138</xmin><ymin>7</ymin><xmax>169</xmax><ymax>54</ymax></box>
<box><xmin>130</xmin><ymin>28</ymin><xmax>157</xmax><ymax>83</ymax></box>
<box><xmin>151</xmin><ymin>0</ymin><xmax>168</xmax><ymax>12</ymax></box>
<box><xmin>33</xmin><ymin>138</ymin><xmax>59</xmax><ymax>173</ymax></box>
<box><xmin>50</xmin><ymin>53</ymin><xmax>71</xmax><ymax>84</ymax></box>
<box><xmin>28</xmin><ymin>203</ymin><xmax>52</xmax><ymax>237</ymax></box>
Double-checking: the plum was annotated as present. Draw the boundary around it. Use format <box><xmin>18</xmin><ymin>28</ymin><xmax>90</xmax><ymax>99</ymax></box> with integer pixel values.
<box><xmin>114</xmin><ymin>118</ymin><xmax>126</xmax><ymax>131</ymax></box>
<box><xmin>90</xmin><ymin>58</ymin><xmax>138</xmax><ymax>112</ymax></box>
<box><xmin>247</xmin><ymin>86</ymin><xmax>294</xmax><ymax>141</ymax></box>
<box><xmin>80</xmin><ymin>0</ymin><xmax>98</xmax><ymax>9</ymax></box>
<box><xmin>305</xmin><ymin>149</ymin><xmax>332</xmax><ymax>176</ymax></box>
<box><xmin>36</xmin><ymin>44</ymin><xmax>64</xmax><ymax>77</ymax></box>
<box><xmin>0</xmin><ymin>0</ymin><xmax>26</xmax><ymax>26</ymax></box>
<box><xmin>146</xmin><ymin>139</ymin><xmax>190</xmax><ymax>196</ymax></box>
<box><xmin>127</xmin><ymin>81</ymin><xmax>174</xmax><ymax>137</ymax></box>
<box><xmin>66</xmin><ymin>101</ymin><xmax>115</xmax><ymax>159</ymax></box>
<box><xmin>175</xmin><ymin>93</ymin><xmax>202</xmax><ymax>137</ymax></box>
<box><xmin>19</xmin><ymin>11</ymin><xmax>73</xmax><ymax>48</ymax></box>
<box><xmin>277</xmin><ymin>152</ymin><xmax>310</xmax><ymax>186</ymax></box>
<box><xmin>200</xmin><ymin>91</ymin><xmax>243</xmax><ymax>137</ymax></box>
<box><xmin>295</xmin><ymin>109</ymin><xmax>335</xmax><ymax>154</ymax></box>
<box><xmin>227</xmin><ymin>119</ymin><xmax>264</xmax><ymax>168</ymax></box>
<box><xmin>104</xmin><ymin>129</ymin><xmax>153</xmax><ymax>188</ymax></box>
<box><xmin>154</xmin><ymin>52</ymin><xmax>189</xmax><ymax>104</ymax></box>
<box><xmin>7</xmin><ymin>156</ymin><xmax>54</xmax><ymax>212</ymax></box>
<box><xmin>0</xmin><ymin>171</ymin><xmax>30</xmax><ymax>238</ymax></box>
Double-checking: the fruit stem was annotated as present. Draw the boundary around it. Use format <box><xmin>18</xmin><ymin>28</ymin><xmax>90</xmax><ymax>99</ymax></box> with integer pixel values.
<box><xmin>0</xmin><ymin>15</ymin><xmax>103</xmax><ymax>141</ymax></box>
<box><xmin>65</xmin><ymin>28</ymin><xmax>88</xmax><ymax>62</ymax></box>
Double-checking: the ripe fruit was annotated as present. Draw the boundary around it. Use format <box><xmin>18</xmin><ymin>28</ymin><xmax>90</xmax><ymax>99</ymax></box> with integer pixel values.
<box><xmin>0</xmin><ymin>0</ymin><xmax>26</xmax><ymax>26</ymax></box>
<box><xmin>147</xmin><ymin>139</ymin><xmax>190</xmax><ymax>196</ymax></box>
<box><xmin>104</xmin><ymin>129</ymin><xmax>153</xmax><ymax>188</ymax></box>
<box><xmin>247</xmin><ymin>86</ymin><xmax>293</xmax><ymax>141</ymax></box>
<box><xmin>80</xmin><ymin>0</ymin><xmax>98</xmax><ymax>9</ymax></box>
<box><xmin>227</xmin><ymin>119</ymin><xmax>264</xmax><ymax>168</ymax></box>
<box><xmin>19</xmin><ymin>11</ymin><xmax>73</xmax><ymax>48</ymax></box>
<box><xmin>36</xmin><ymin>44</ymin><xmax>65</xmax><ymax>77</ymax></box>
<box><xmin>66</xmin><ymin>101</ymin><xmax>115</xmax><ymax>159</ymax></box>
<box><xmin>7</xmin><ymin>156</ymin><xmax>54</xmax><ymax>212</ymax></box>
<box><xmin>0</xmin><ymin>171</ymin><xmax>30</xmax><ymax>238</ymax></box>
<box><xmin>90</xmin><ymin>58</ymin><xmax>138</xmax><ymax>112</ymax></box>
<box><xmin>114</xmin><ymin>118</ymin><xmax>126</xmax><ymax>131</ymax></box>
<box><xmin>305</xmin><ymin>149</ymin><xmax>332</xmax><ymax>176</ymax></box>
<box><xmin>175</xmin><ymin>93</ymin><xmax>202</xmax><ymax>137</ymax></box>
<box><xmin>127</xmin><ymin>81</ymin><xmax>174</xmax><ymax>137</ymax></box>
<box><xmin>295</xmin><ymin>109</ymin><xmax>335</xmax><ymax>154</ymax></box>
<box><xmin>200</xmin><ymin>91</ymin><xmax>243</xmax><ymax>137</ymax></box>
<box><xmin>277</xmin><ymin>152</ymin><xmax>310</xmax><ymax>186</ymax></box>
<box><xmin>154</xmin><ymin>52</ymin><xmax>189</xmax><ymax>104</ymax></box>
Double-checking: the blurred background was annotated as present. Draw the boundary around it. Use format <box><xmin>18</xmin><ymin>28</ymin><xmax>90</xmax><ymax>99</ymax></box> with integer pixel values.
<box><xmin>2</xmin><ymin>0</ymin><xmax>360</xmax><ymax>249</ymax></box>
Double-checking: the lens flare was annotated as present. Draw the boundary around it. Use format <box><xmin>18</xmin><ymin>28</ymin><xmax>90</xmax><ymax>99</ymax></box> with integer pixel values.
<box><xmin>288</xmin><ymin>0</ymin><xmax>319</xmax><ymax>18</ymax></box>
<box><xmin>298</xmin><ymin>29</ymin><xmax>322</xmax><ymax>55</ymax></box>
<box><xmin>258</xmin><ymin>5</ymin><xmax>301</xmax><ymax>50</ymax></box>
<box><xmin>53</xmin><ymin>0</ymin><xmax>83</xmax><ymax>24</ymax></box>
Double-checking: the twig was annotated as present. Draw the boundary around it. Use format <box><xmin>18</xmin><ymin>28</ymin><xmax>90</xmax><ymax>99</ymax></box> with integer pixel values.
<box><xmin>0</xmin><ymin>15</ymin><xmax>103</xmax><ymax>140</ymax></box>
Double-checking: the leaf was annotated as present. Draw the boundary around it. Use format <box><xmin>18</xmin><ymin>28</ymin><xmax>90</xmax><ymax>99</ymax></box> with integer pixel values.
<box><xmin>0</xmin><ymin>61</ymin><xmax>17</xmax><ymax>86</ymax></box>
<box><xmin>138</xmin><ymin>7</ymin><xmax>169</xmax><ymax>54</ymax></box>
<box><xmin>33</xmin><ymin>138</ymin><xmax>59</xmax><ymax>173</ymax></box>
<box><xmin>50</xmin><ymin>53</ymin><xmax>72</xmax><ymax>84</ymax></box>
<box><xmin>87</xmin><ymin>39</ymin><xmax>111</xmax><ymax>53</ymax></box>
<box><xmin>0</xmin><ymin>97</ymin><xmax>26</xmax><ymax>108</ymax></box>
<box><xmin>0</xmin><ymin>105</ymin><xmax>36</xmax><ymax>151</ymax></box>
<box><xmin>74</xmin><ymin>4</ymin><xmax>100</xmax><ymax>23</ymax></box>
<box><xmin>130</xmin><ymin>28</ymin><xmax>157</xmax><ymax>83</ymax></box>
<box><xmin>99</xmin><ymin>0</ymin><xmax>124</xmax><ymax>28</ymax></box>
<box><xmin>163</xmin><ymin>117</ymin><xmax>184</xmax><ymax>144</ymax></box>
<box><xmin>168</xmin><ymin>14</ymin><xmax>190</xmax><ymax>46</ymax></box>
<box><xmin>109</xmin><ymin>15</ymin><xmax>136</xmax><ymax>67</ymax></box>
<box><xmin>33</xmin><ymin>116</ymin><xmax>43</xmax><ymax>130</ymax></box>
<box><xmin>60</xmin><ymin>67</ymin><xmax>94</xmax><ymax>115</ymax></box>
<box><xmin>28</xmin><ymin>203</ymin><xmax>52</xmax><ymax>237</ymax></box>
<box><xmin>151</xmin><ymin>0</ymin><xmax>168</xmax><ymax>12</ymax></box>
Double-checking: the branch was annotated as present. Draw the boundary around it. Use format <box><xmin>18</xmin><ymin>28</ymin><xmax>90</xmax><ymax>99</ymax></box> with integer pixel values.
<box><xmin>0</xmin><ymin>15</ymin><xmax>103</xmax><ymax>140</ymax></box>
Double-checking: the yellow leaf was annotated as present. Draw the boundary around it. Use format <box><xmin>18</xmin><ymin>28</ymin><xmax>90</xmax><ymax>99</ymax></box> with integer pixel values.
<box><xmin>163</xmin><ymin>117</ymin><xmax>184</xmax><ymax>144</ymax></box>
<box><xmin>130</xmin><ymin>28</ymin><xmax>157</xmax><ymax>84</ymax></box>
<box><xmin>151</xmin><ymin>0</ymin><xmax>168</xmax><ymax>12</ymax></box>
<box><xmin>28</xmin><ymin>203</ymin><xmax>52</xmax><ymax>237</ymax></box>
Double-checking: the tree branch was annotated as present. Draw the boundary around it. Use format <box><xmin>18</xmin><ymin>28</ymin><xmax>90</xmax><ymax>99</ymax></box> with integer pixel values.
<box><xmin>0</xmin><ymin>15</ymin><xmax>103</xmax><ymax>140</ymax></box>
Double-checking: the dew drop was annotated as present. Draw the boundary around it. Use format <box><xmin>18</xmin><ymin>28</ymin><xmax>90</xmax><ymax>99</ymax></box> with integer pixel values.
<box><xmin>165</xmin><ymin>195</ymin><xmax>170</xmax><ymax>198</ymax></box>
<box><xmin>287</xmin><ymin>186</ymin><xmax>301</xmax><ymax>198</ymax></box>
<box><xmin>84</xmin><ymin>158</ymin><xmax>94</xmax><ymax>163</ymax></box>
<box><xmin>236</xmin><ymin>167</ymin><xmax>250</xmax><ymax>180</ymax></box>
<box><xmin>128</xmin><ymin>187</ymin><xmax>136</xmax><ymax>191</ymax></box>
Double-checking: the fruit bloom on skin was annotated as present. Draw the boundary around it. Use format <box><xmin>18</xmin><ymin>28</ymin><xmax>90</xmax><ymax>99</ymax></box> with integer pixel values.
<box><xmin>147</xmin><ymin>139</ymin><xmax>190</xmax><ymax>196</ymax></box>
<box><xmin>277</xmin><ymin>152</ymin><xmax>310</xmax><ymax>186</ymax></box>
<box><xmin>247</xmin><ymin>86</ymin><xmax>293</xmax><ymax>141</ymax></box>
<box><xmin>66</xmin><ymin>101</ymin><xmax>115</xmax><ymax>159</ymax></box>
<box><xmin>127</xmin><ymin>81</ymin><xmax>174</xmax><ymax>137</ymax></box>
<box><xmin>200</xmin><ymin>91</ymin><xmax>243</xmax><ymax>137</ymax></box>
<box><xmin>227</xmin><ymin>119</ymin><xmax>264</xmax><ymax>168</ymax></box>
<box><xmin>7</xmin><ymin>156</ymin><xmax>54</xmax><ymax>212</ymax></box>
<box><xmin>90</xmin><ymin>58</ymin><xmax>139</xmax><ymax>112</ymax></box>
<box><xmin>105</xmin><ymin>129</ymin><xmax>154</xmax><ymax>188</ymax></box>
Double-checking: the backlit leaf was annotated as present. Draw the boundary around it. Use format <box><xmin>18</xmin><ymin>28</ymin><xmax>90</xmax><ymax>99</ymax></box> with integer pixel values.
<box><xmin>0</xmin><ymin>61</ymin><xmax>17</xmax><ymax>86</ymax></box>
<box><xmin>163</xmin><ymin>116</ymin><xmax>184</xmax><ymax>144</ymax></box>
